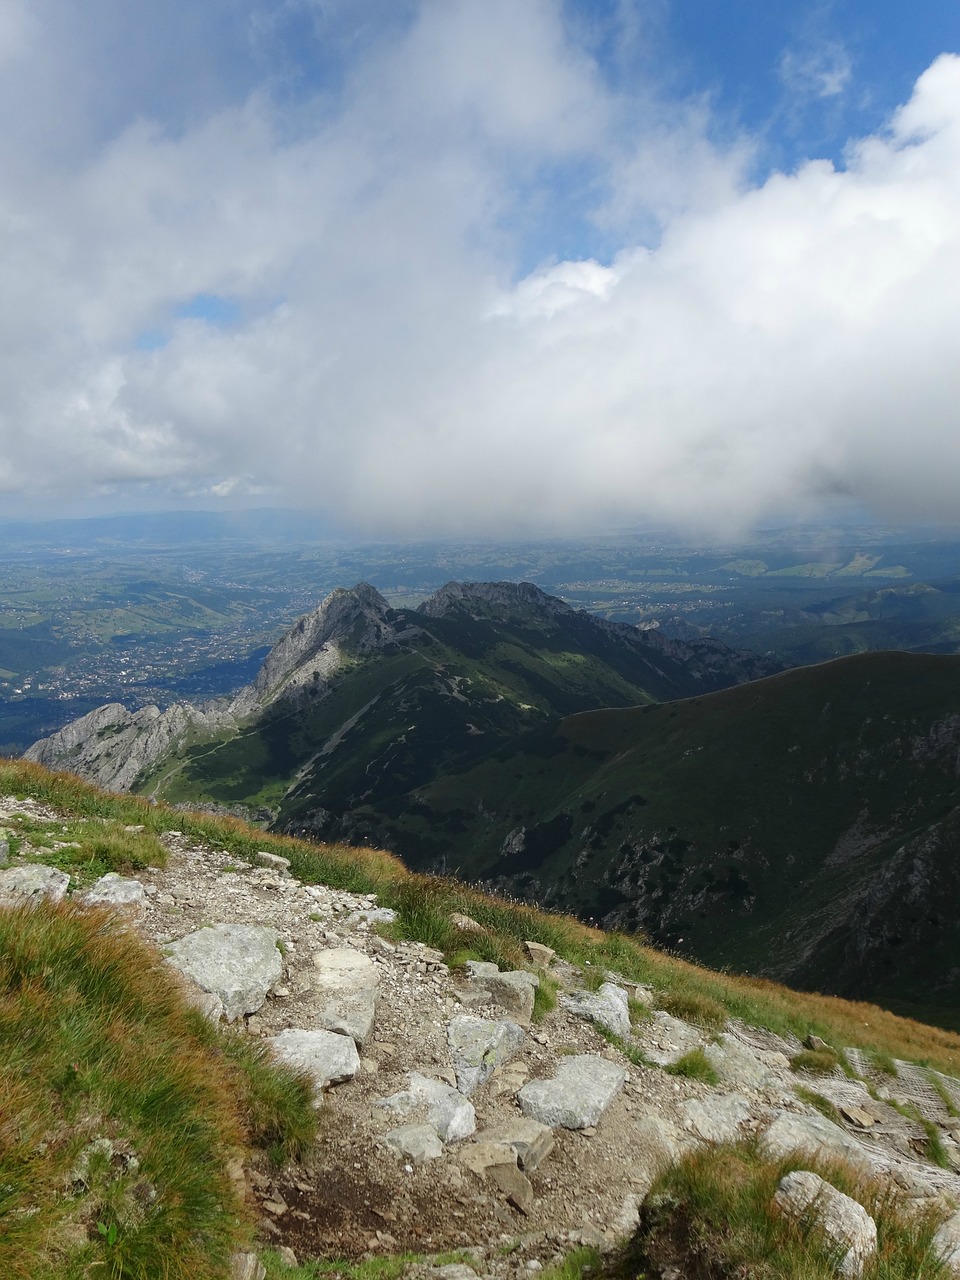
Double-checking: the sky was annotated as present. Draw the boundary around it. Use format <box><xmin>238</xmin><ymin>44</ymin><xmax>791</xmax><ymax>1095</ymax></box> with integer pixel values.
<box><xmin>0</xmin><ymin>0</ymin><xmax>958</xmax><ymax>539</ymax></box>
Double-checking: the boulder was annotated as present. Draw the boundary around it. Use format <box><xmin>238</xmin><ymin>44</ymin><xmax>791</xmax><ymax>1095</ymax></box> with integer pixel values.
<box><xmin>165</xmin><ymin>924</ymin><xmax>282</xmax><ymax>1022</ymax></box>
<box><xmin>0</xmin><ymin>863</ymin><xmax>69</xmax><ymax>905</ymax></box>
<box><xmin>523</xmin><ymin>941</ymin><xmax>556</xmax><ymax>968</ymax></box>
<box><xmin>231</xmin><ymin>1254</ymin><xmax>266</xmax><ymax>1280</ymax></box>
<box><xmin>377</xmin><ymin>1072</ymin><xmax>476</xmax><ymax>1143</ymax></box>
<box><xmin>774</xmin><ymin>1171</ymin><xmax>877</xmax><ymax>1277</ymax></box>
<box><xmin>81</xmin><ymin>873</ymin><xmax>147</xmax><ymax>911</ymax></box>
<box><xmin>479</xmin><ymin>1117</ymin><xmax>555</xmax><ymax>1171</ymax></box>
<box><xmin>486</xmin><ymin>971</ymin><xmax>538</xmax><ymax>1024</ymax></box>
<box><xmin>681</xmin><ymin>1093</ymin><xmax>753</xmax><ymax>1144</ymax></box>
<box><xmin>563</xmin><ymin>983</ymin><xmax>631</xmax><ymax>1039</ymax></box>
<box><xmin>760</xmin><ymin>1110</ymin><xmax>876</xmax><ymax>1173</ymax></box>
<box><xmin>448</xmin><ymin>1015</ymin><xmax>526</xmax><ymax>1095</ymax></box>
<box><xmin>268</xmin><ymin>1028</ymin><xmax>360</xmax><ymax>1095</ymax></box>
<box><xmin>705</xmin><ymin>1033</ymin><xmax>783</xmax><ymax>1089</ymax></box>
<box><xmin>383</xmin><ymin>1123</ymin><xmax>444</xmax><ymax>1165</ymax></box>
<box><xmin>933</xmin><ymin>1210</ymin><xmax>960</xmax><ymax>1274</ymax></box>
<box><xmin>635</xmin><ymin>1011</ymin><xmax>704</xmax><ymax>1066</ymax></box>
<box><xmin>517</xmin><ymin>1054</ymin><xmax>627</xmax><ymax>1129</ymax></box>
<box><xmin>308</xmin><ymin>947</ymin><xmax>380</xmax><ymax>1046</ymax></box>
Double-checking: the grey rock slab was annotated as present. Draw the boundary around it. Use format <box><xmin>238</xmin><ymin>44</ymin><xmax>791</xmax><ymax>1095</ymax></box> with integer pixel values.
<box><xmin>933</xmin><ymin>1210</ymin><xmax>960</xmax><ymax>1274</ymax></box>
<box><xmin>448</xmin><ymin>1015</ymin><xmax>526</xmax><ymax>1095</ymax></box>
<box><xmin>705</xmin><ymin>1033</ymin><xmax>785</xmax><ymax>1089</ymax></box>
<box><xmin>562</xmin><ymin>983</ymin><xmax>631</xmax><ymax>1039</ymax></box>
<box><xmin>760</xmin><ymin>1110</ymin><xmax>878</xmax><ymax>1173</ymax></box>
<box><xmin>774</xmin><ymin>1171</ymin><xmax>877</xmax><ymax>1277</ymax></box>
<box><xmin>165</xmin><ymin>925</ymin><xmax>282</xmax><ymax>1023</ymax></box>
<box><xmin>480</xmin><ymin>1117</ymin><xmax>555</xmax><ymax>1171</ymax></box>
<box><xmin>81</xmin><ymin>873</ymin><xmax>147</xmax><ymax>910</ymax></box>
<box><xmin>269</xmin><ymin>1028</ymin><xmax>360</xmax><ymax>1095</ymax></box>
<box><xmin>0</xmin><ymin>863</ymin><xmax>70</xmax><ymax>905</ymax></box>
<box><xmin>377</xmin><ymin>1072</ymin><xmax>476</xmax><ymax>1144</ymax></box>
<box><xmin>231</xmin><ymin>1254</ymin><xmax>267</xmax><ymax>1280</ymax></box>
<box><xmin>517</xmin><ymin>1054</ymin><xmax>627</xmax><ymax>1130</ymax></box>
<box><xmin>523</xmin><ymin>941</ymin><xmax>556</xmax><ymax>968</ymax></box>
<box><xmin>635</xmin><ymin>1010</ymin><xmax>705</xmax><ymax>1066</ymax></box>
<box><xmin>383</xmin><ymin>1123</ymin><xmax>444</xmax><ymax>1165</ymax></box>
<box><xmin>486</xmin><ymin>971</ymin><xmax>538</xmax><ymax>1024</ymax></box>
<box><xmin>464</xmin><ymin>960</ymin><xmax>501</xmax><ymax>981</ymax></box>
<box><xmin>681</xmin><ymin>1093</ymin><xmax>753</xmax><ymax>1145</ymax></box>
<box><xmin>308</xmin><ymin>947</ymin><xmax>380</xmax><ymax>1046</ymax></box>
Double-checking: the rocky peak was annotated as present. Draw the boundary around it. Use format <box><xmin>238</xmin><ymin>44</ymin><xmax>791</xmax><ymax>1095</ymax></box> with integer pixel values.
<box><xmin>418</xmin><ymin>581</ymin><xmax>572</xmax><ymax>620</ymax></box>
<box><xmin>249</xmin><ymin>582</ymin><xmax>421</xmax><ymax>705</ymax></box>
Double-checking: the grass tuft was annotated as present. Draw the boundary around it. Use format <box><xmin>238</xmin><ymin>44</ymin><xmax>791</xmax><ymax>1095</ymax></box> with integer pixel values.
<box><xmin>790</xmin><ymin>1047</ymin><xmax>841</xmax><ymax>1076</ymax></box>
<box><xmin>794</xmin><ymin>1085</ymin><xmax>842</xmax><ymax>1125</ymax></box>
<box><xmin>656</xmin><ymin>989</ymin><xmax>727</xmax><ymax>1032</ymax></box>
<box><xmin>664</xmin><ymin>1047</ymin><xmax>720</xmax><ymax>1084</ymax></box>
<box><xmin>0</xmin><ymin>900</ymin><xmax>249</xmax><ymax>1279</ymax></box>
<box><xmin>624</xmin><ymin>1140</ymin><xmax>954</xmax><ymax>1280</ymax></box>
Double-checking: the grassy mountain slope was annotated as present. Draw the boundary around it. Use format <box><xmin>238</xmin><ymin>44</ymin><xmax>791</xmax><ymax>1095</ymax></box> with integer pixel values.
<box><xmin>7</xmin><ymin>758</ymin><xmax>960</xmax><ymax>1279</ymax></box>
<box><xmin>141</xmin><ymin>583</ymin><xmax>769</xmax><ymax>833</ymax></box>
<box><xmin>359</xmin><ymin>651</ymin><xmax>960</xmax><ymax>1025</ymax></box>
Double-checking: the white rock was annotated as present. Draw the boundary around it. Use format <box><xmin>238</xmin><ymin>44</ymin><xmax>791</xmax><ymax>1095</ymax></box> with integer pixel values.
<box><xmin>448</xmin><ymin>1016</ymin><xmax>526</xmax><ymax>1095</ymax></box>
<box><xmin>0</xmin><ymin>863</ymin><xmax>69</xmax><ymax>904</ymax></box>
<box><xmin>705</xmin><ymin>1033</ymin><xmax>783</xmax><ymax>1088</ymax></box>
<box><xmin>383</xmin><ymin>1123</ymin><xmax>444</xmax><ymax>1164</ymax></box>
<box><xmin>164</xmin><ymin>925</ymin><xmax>282</xmax><ymax>1023</ymax></box>
<box><xmin>268</xmin><ymin>1028</ymin><xmax>360</xmax><ymax>1095</ymax></box>
<box><xmin>562</xmin><ymin>983</ymin><xmax>631</xmax><ymax>1039</ymax></box>
<box><xmin>681</xmin><ymin>1093</ymin><xmax>753</xmax><ymax>1144</ymax></box>
<box><xmin>774</xmin><ymin>1171</ymin><xmax>877</xmax><ymax>1277</ymax></box>
<box><xmin>635</xmin><ymin>1011</ymin><xmax>704</xmax><ymax>1066</ymax></box>
<box><xmin>517</xmin><ymin>1055</ymin><xmax>627</xmax><ymax>1129</ymax></box>
<box><xmin>933</xmin><ymin>1210</ymin><xmax>960</xmax><ymax>1274</ymax></box>
<box><xmin>377</xmin><ymin>1072</ymin><xmax>476</xmax><ymax>1144</ymax></box>
<box><xmin>81</xmin><ymin>873</ymin><xmax>147</xmax><ymax>910</ymax></box>
<box><xmin>309</xmin><ymin>947</ymin><xmax>380</xmax><ymax>1046</ymax></box>
<box><xmin>760</xmin><ymin>1110</ymin><xmax>877</xmax><ymax>1173</ymax></box>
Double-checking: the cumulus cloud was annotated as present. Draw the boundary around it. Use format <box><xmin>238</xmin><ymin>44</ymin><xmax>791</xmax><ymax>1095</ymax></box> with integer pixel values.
<box><xmin>0</xmin><ymin>1</ymin><xmax>959</xmax><ymax>537</ymax></box>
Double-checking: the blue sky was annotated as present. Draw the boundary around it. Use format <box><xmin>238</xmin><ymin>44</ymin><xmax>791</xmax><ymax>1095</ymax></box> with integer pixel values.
<box><xmin>0</xmin><ymin>0</ymin><xmax>958</xmax><ymax>536</ymax></box>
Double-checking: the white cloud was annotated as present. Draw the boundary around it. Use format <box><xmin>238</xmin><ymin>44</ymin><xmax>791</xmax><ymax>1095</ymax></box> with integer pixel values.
<box><xmin>0</xmin><ymin>3</ymin><xmax>959</xmax><ymax>538</ymax></box>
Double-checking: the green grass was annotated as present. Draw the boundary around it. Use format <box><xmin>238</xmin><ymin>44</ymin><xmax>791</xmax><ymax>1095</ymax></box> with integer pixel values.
<box><xmin>790</xmin><ymin>1047</ymin><xmax>842</xmax><ymax>1076</ymax></box>
<box><xmin>260</xmin><ymin>1249</ymin><xmax>474</xmax><ymax>1280</ymax></box>
<box><xmin>664</xmin><ymin>1048</ymin><xmax>720</xmax><ymax>1085</ymax></box>
<box><xmin>0</xmin><ymin>900</ymin><xmax>249</xmax><ymax>1279</ymax></box>
<box><xmin>655</xmin><ymin>988</ymin><xmax>727</xmax><ymax>1032</ymax></box>
<box><xmin>793</xmin><ymin>1086</ymin><xmax>843</xmax><ymax>1125</ymax></box>
<box><xmin>928</xmin><ymin>1072</ymin><xmax>960</xmax><ymax>1119</ymax></box>
<box><xmin>624</xmin><ymin>1141</ymin><xmax>954</xmax><ymax>1280</ymax></box>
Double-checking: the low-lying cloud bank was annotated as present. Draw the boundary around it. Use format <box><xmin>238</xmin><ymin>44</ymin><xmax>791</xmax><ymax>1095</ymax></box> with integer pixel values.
<box><xmin>0</xmin><ymin>2</ymin><xmax>958</xmax><ymax>536</ymax></box>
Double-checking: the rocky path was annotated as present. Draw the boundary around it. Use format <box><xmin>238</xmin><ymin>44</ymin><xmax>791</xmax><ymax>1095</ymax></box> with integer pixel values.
<box><xmin>4</xmin><ymin>793</ymin><xmax>960</xmax><ymax>1279</ymax></box>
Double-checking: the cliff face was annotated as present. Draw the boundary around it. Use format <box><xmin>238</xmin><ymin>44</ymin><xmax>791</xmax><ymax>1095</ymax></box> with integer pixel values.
<box><xmin>26</xmin><ymin>583</ymin><xmax>412</xmax><ymax>792</ymax></box>
<box><xmin>24</xmin><ymin>700</ymin><xmax>237</xmax><ymax>793</ymax></box>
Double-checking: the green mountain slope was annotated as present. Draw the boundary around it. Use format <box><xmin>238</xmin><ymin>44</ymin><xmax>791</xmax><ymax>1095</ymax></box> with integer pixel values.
<box><xmin>356</xmin><ymin>651</ymin><xmax>960</xmax><ymax>1025</ymax></box>
<box><xmin>131</xmin><ymin>581</ymin><xmax>772</xmax><ymax>829</ymax></box>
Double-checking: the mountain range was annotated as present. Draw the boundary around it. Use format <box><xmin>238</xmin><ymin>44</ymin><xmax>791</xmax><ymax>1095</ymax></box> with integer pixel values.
<box><xmin>27</xmin><ymin>581</ymin><xmax>960</xmax><ymax>1026</ymax></box>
